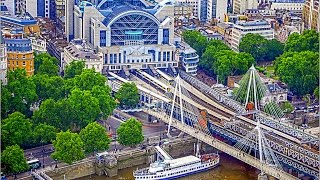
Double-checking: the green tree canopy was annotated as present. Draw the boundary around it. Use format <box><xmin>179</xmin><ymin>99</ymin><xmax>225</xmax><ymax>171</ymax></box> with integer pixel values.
<box><xmin>67</xmin><ymin>88</ymin><xmax>101</xmax><ymax>129</ymax></box>
<box><xmin>280</xmin><ymin>101</ymin><xmax>294</xmax><ymax>114</ymax></box>
<box><xmin>32</xmin><ymin>99</ymin><xmax>63</xmax><ymax>129</ymax></box>
<box><xmin>33</xmin><ymin>123</ymin><xmax>57</xmax><ymax>144</ymax></box>
<box><xmin>1</xmin><ymin>112</ymin><xmax>33</xmax><ymax>148</ymax></box>
<box><xmin>1</xmin><ymin>84</ymin><xmax>11</xmax><ymax>118</ymax></box>
<box><xmin>51</xmin><ymin>130</ymin><xmax>85</xmax><ymax>164</ymax></box>
<box><xmin>37</xmin><ymin>57</ymin><xmax>59</xmax><ymax>76</ymax></box>
<box><xmin>1</xmin><ymin>145</ymin><xmax>29</xmax><ymax>174</ymax></box>
<box><xmin>264</xmin><ymin>39</ymin><xmax>284</xmax><ymax>61</ymax></box>
<box><xmin>239</xmin><ymin>33</ymin><xmax>268</xmax><ymax>62</ymax></box>
<box><xmin>73</xmin><ymin>69</ymin><xmax>106</xmax><ymax>91</ymax></box>
<box><xmin>31</xmin><ymin>74</ymin><xmax>65</xmax><ymax>101</ymax></box>
<box><xmin>34</xmin><ymin>53</ymin><xmax>59</xmax><ymax>74</ymax></box>
<box><xmin>200</xmin><ymin>40</ymin><xmax>231</xmax><ymax>72</ymax></box>
<box><xmin>117</xmin><ymin>118</ymin><xmax>144</xmax><ymax>146</ymax></box>
<box><xmin>91</xmin><ymin>85</ymin><xmax>117</xmax><ymax>118</ymax></box>
<box><xmin>64</xmin><ymin>61</ymin><xmax>85</xmax><ymax>79</ymax></box>
<box><xmin>213</xmin><ymin>50</ymin><xmax>255</xmax><ymax>84</ymax></box>
<box><xmin>182</xmin><ymin>30</ymin><xmax>208</xmax><ymax>57</ymax></box>
<box><xmin>6</xmin><ymin>69</ymin><xmax>38</xmax><ymax>116</ymax></box>
<box><xmin>79</xmin><ymin>122</ymin><xmax>111</xmax><ymax>154</ymax></box>
<box><xmin>284</xmin><ymin>30</ymin><xmax>319</xmax><ymax>52</ymax></box>
<box><xmin>115</xmin><ymin>82</ymin><xmax>139</xmax><ymax>108</ymax></box>
<box><xmin>275</xmin><ymin>51</ymin><xmax>319</xmax><ymax>96</ymax></box>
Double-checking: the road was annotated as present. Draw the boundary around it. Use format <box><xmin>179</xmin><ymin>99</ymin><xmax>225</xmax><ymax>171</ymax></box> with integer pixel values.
<box><xmin>23</xmin><ymin>111</ymin><xmax>175</xmax><ymax>168</ymax></box>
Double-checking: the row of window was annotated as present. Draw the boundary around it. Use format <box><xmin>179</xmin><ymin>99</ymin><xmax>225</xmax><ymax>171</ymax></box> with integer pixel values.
<box><xmin>8</xmin><ymin>61</ymin><xmax>32</xmax><ymax>66</ymax></box>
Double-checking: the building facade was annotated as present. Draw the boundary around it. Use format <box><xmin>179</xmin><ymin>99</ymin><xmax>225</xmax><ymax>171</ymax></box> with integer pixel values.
<box><xmin>233</xmin><ymin>0</ymin><xmax>258</xmax><ymax>14</ymax></box>
<box><xmin>231</xmin><ymin>20</ymin><xmax>274</xmax><ymax>51</ymax></box>
<box><xmin>176</xmin><ymin>41</ymin><xmax>199</xmax><ymax>76</ymax></box>
<box><xmin>67</xmin><ymin>0</ymin><xmax>179</xmax><ymax>73</ymax></box>
<box><xmin>207</xmin><ymin>0</ymin><xmax>228</xmax><ymax>21</ymax></box>
<box><xmin>3</xmin><ymin>28</ymin><xmax>34</xmax><ymax>76</ymax></box>
<box><xmin>0</xmin><ymin>14</ymin><xmax>37</xmax><ymax>28</ymax></box>
<box><xmin>0</xmin><ymin>44</ymin><xmax>7</xmax><ymax>85</ymax></box>
<box><xmin>175</xmin><ymin>0</ymin><xmax>199</xmax><ymax>19</ymax></box>
<box><xmin>174</xmin><ymin>2</ymin><xmax>193</xmax><ymax>19</ymax></box>
<box><xmin>64</xmin><ymin>39</ymin><xmax>103</xmax><ymax>73</ymax></box>
<box><xmin>303</xmin><ymin>0</ymin><xmax>319</xmax><ymax>31</ymax></box>
<box><xmin>25</xmin><ymin>0</ymin><xmax>56</xmax><ymax>20</ymax></box>
<box><xmin>56</xmin><ymin>0</ymin><xmax>65</xmax><ymax>18</ymax></box>
<box><xmin>261</xmin><ymin>82</ymin><xmax>288</xmax><ymax>106</ymax></box>
<box><xmin>270</xmin><ymin>0</ymin><xmax>305</xmax><ymax>12</ymax></box>
<box><xmin>29</xmin><ymin>36</ymin><xmax>47</xmax><ymax>54</ymax></box>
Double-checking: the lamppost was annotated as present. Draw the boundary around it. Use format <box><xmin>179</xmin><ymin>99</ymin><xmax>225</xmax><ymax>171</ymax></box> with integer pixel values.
<box><xmin>41</xmin><ymin>140</ymin><xmax>45</xmax><ymax>168</ymax></box>
<box><xmin>55</xmin><ymin>159</ymin><xmax>58</xmax><ymax>168</ymax></box>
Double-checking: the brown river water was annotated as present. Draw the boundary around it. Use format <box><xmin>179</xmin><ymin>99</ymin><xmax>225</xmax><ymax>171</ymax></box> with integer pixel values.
<box><xmin>78</xmin><ymin>153</ymin><xmax>259</xmax><ymax>180</ymax></box>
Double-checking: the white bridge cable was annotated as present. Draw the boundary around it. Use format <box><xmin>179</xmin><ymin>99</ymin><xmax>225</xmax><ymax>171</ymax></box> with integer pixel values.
<box><xmin>233</xmin><ymin>122</ymin><xmax>283</xmax><ymax>170</ymax></box>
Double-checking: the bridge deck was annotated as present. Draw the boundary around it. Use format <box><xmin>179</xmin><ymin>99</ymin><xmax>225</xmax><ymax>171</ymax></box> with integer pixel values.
<box><xmin>145</xmin><ymin>109</ymin><xmax>298</xmax><ymax>180</ymax></box>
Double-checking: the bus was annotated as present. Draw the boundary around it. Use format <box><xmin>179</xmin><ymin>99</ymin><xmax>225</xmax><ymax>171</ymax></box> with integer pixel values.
<box><xmin>27</xmin><ymin>159</ymin><xmax>41</xmax><ymax>170</ymax></box>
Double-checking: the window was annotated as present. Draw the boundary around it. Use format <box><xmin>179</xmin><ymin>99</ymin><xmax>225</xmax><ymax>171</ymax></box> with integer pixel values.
<box><xmin>16</xmin><ymin>61</ymin><xmax>18</xmax><ymax>65</ymax></box>
<box><xmin>100</xmin><ymin>31</ymin><xmax>107</xmax><ymax>47</ymax></box>
<box><xmin>23</xmin><ymin>55</ymin><xmax>26</xmax><ymax>59</ymax></box>
<box><xmin>22</xmin><ymin>61</ymin><xmax>26</xmax><ymax>66</ymax></box>
<box><xmin>163</xmin><ymin>29</ymin><xmax>169</xmax><ymax>44</ymax></box>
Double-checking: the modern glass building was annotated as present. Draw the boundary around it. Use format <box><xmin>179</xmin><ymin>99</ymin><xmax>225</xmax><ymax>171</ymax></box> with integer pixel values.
<box><xmin>66</xmin><ymin>0</ymin><xmax>178</xmax><ymax>73</ymax></box>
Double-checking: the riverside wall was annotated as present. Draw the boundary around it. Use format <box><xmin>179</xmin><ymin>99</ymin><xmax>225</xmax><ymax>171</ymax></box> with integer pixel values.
<box><xmin>40</xmin><ymin>136</ymin><xmax>215</xmax><ymax>180</ymax></box>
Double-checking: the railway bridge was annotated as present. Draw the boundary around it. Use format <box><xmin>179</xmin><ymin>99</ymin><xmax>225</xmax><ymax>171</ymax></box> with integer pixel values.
<box><xmin>107</xmin><ymin>69</ymin><xmax>319</xmax><ymax>179</ymax></box>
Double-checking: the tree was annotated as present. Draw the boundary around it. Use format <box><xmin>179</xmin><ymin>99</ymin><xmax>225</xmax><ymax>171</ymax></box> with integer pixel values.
<box><xmin>212</xmin><ymin>50</ymin><xmax>254</xmax><ymax>84</ymax></box>
<box><xmin>1</xmin><ymin>145</ymin><xmax>29</xmax><ymax>174</ymax></box>
<box><xmin>280</xmin><ymin>101</ymin><xmax>294</xmax><ymax>114</ymax></box>
<box><xmin>51</xmin><ymin>130</ymin><xmax>85</xmax><ymax>164</ymax></box>
<box><xmin>1</xmin><ymin>112</ymin><xmax>33</xmax><ymax>148</ymax></box>
<box><xmin>73</xmin><ymin>69</ymin><xmax>106</xmax><ymax>91</ymax></box>
<box><xmin>117</xmin><ymin>118</ymin><xmax>144</xmax><ymax>146</ymax></box>
<box><xmin>91</xmin><ymin>85</ymin><xmax>117</xmax><ymax>119</ymax></box>
<box><xmin>32</xmin><ymin>99</ymin><xmax>63</xmax><ymax>129</ymax></box>
<box><xmin>34</xmin><ymin>53</ymin><xmax>59</xmax><ymax>74</ymax></box>
<box><xmin>314</xmin><ymin>87</ymin><xmax>319</xmax><ymax>101</ymax></box>
<box><xmin>38</xmin><ymin>57</ymin><xmax>59</xmax><ymax>76</ymax></box>
<box><xmin>6</xmin><ymin>69</ymin><xmax>38</xmax><ymax>116</ymax></box>
<box><xmin>182</xmin><ymin>30</ymin><xmax>208</xmax><ymax>57</ymax></box>
<box><xmin>115</xmin><ymin>82</ymin><xmax>139</xmax><ymax>108</ymax></box>
<box><xmin>275</xmin><ymin>51</ymin><xmax>319</xmax><ymax>96</ymax></box>
<box><xmin>32</xmin><ymin>74</ymin><xmax>65</xmax><ymax>100</ymax></box>
<box><xmin>239</xmin><ymin>33</ymin><xmax>267</xmax><ymax>62</ymax></box>
<box><xmin>200</xmin><ymin>41</ymin><xmax>231</xmax><ymax>72</ymax></box>
<box><xmin>264</xmin><ymin>39</ymin><xmax>284</xmax><ymax>61</ymax></box>
<box><xmin>79</xmin><ymin>122</ymin><xmax>111</xmax><ymax>154</ymax></box>
<box><xmin>33</xmin><ymin>123</ymin><xmax>57</xmax><ymax>144</ymax></box>
<box><xmin>67</xmin><ymin>88</ymin><xmax>101</xmax><ymax>129</ymax></box>
<box><xmin>64</xmin><ymin>61</ymin><xmax>85</xmax><ymax>79</ymax></box>
<box><xmin>284</xmin><ymin>30</ymin><xmax>319</xmax><ymax>52</ymax></box>
<box><xmin>1</xmin><ymin>84</ymin><xmax>11</xmax><ymax>118</ymax></box>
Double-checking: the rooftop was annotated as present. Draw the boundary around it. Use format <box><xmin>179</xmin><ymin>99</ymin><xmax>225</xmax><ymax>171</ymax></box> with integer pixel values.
<box><xmin>65</xmin><ymin>39</ymin><xmax>100</xmax><ymax>60</ymax></box>
<box><xmin>164</xmin><ymin>155</ymin><xmax>200</xmax><ymax>168</ymax></box>
<box><xmin>235</xmin><ymin>20</ymin><xmax>270</xmax><ymax>27</ymax></box>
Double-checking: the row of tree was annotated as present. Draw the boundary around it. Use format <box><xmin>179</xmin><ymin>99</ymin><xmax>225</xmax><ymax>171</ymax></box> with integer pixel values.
<box><xmin>183</xmin><ymin>30</ymin><xmax>255</xmax><ymax>83</ymax></box>
<box><xmin>274</xmin><ymin>30</ymin><xmax>319</xmax><ymax>96</ymax></box>
<box><xmin>2</xmin><ymin>117</ymin><xmax>144</xmax><ymax>175</ymax></box>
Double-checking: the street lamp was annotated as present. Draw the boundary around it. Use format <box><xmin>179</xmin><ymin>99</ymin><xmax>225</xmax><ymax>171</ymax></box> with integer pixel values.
<box><xmin>41</xmin><ymin>140</ymin><xmax>45</xmax><ymax>168</ymax></box>
<box><xmin>55</xmin><ymin>159</ymin><xmax>58</xmax><ymax>168</ymax></box>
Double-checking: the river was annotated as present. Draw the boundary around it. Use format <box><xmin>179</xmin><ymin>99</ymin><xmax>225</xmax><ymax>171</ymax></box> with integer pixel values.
<box><xmin>78</xmin><ymin>152</ymin><xmax>259</xmax><ymax>180</ymax></box>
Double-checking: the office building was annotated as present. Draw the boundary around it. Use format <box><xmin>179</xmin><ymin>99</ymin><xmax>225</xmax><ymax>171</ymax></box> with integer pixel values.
<box><xmin>233</xmin><ymin>0</ymin><xmax>258</xmax><ymax>14</ymax></box>
<box><xmin>176</xmin><ymin>41</ymin><xmax>199</xmax><ymax>76</ymax></box>
<box><xmin>56</xmin><ymin>0</ymin><xmax>65</xmax><ymax>18</ymax></box>
<box><xmin>207</xmin><ymin>0</ymin><xmax>228</xmax><ymax>21</ymax></box>
<box><xmin>0</xmin><ymin>43</ymin><xmax>7</xmax><ymax>85</ymax></box>
<box><xmin>64</xmin><ymin>39</ymin><xmax>103</xmax><ymax>73</ymax></box>
<box><xmin>303</xmin><ymin>0</ymin><xmax>319</xmax><ymax>30</ymax></box>
<box><xmin>66</xmin><ymin>0</ymin><xmax>178</xmax><ymax>73</ymax></box>
<box><xmin>25</xmin><ymin>0</ymin><xmax>56</xmax><ymax>20</ymax></box>
<box><xmin>3</xmin><ymin>28</ymin><xmax>34</xmax><ymax>76</ymax></box>
<box><xmin>174</xmin><ymin>2</ymin><xmax>193</xmax><ymax>19</ymax></box>
<box><xmin>231</xmin><ymin>20</ymin><xmax>274</xmax><ymax>51</ymax></box>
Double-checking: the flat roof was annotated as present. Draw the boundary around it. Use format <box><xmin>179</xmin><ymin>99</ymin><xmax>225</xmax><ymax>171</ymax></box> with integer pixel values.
<box><xmin>165</xmin><ymin>155</ymin><xmax>200</xmax><ymax>168</ymax></box>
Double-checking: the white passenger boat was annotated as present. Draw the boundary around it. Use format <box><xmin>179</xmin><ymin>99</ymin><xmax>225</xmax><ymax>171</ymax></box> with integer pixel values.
<box><xmin>133</xmin><ymin>146</ymin><xmax>219</xmax><ymax>179</ymax></box>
